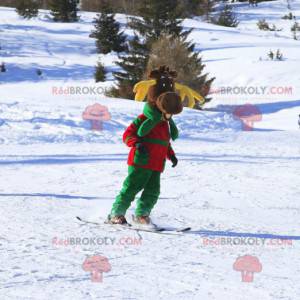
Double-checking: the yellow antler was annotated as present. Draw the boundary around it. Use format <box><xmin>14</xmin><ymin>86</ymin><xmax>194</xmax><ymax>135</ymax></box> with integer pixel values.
<box><xmin>133</xmin><ymin>80</ymin><xmax>156</xmax><ymax>101</ymax></box>
<box><xmin>133</xmin><ymin>79</ymin><xmax>205</xmax><ymax>107</ymax></box>
<box><xmin>175</xmin><ymin>83</ymin><xmax>205</xmax><ymax>108</ymax></box>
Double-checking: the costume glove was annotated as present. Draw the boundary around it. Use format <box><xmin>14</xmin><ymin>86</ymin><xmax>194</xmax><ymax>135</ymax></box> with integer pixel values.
<box><xmin>136</xmin><ymin>143</ymin><xmax>148</xmax><ymax>155</ymax></box>
<box><xmin>170</xmin><ymin>155</ymin><xmax>178</xmax><ymax>168</ymax></box>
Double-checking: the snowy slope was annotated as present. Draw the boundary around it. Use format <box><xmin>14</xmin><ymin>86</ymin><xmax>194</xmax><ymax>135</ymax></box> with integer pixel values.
<box><xmin>0</xmin><ymin>2</ymin><xmax>300</xmax><ymax>300</ymax></box>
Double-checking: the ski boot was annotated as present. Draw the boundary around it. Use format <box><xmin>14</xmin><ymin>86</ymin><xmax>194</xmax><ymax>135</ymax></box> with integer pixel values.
<box><xmin>107</xmin><ymin>215</ymin><xmax>127</xmax><ymax>225</ymax></box>
<box><xmin>134</xmin><ymin>216</ymin><xmax>152</xmax><ymax>225</ymax></box>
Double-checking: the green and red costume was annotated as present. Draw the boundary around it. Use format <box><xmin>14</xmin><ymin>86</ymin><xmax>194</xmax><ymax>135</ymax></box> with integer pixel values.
<box><xmin>110</xmin><ymin>103</ymin><xmax>179</xmax><ymax>217</ymax></box>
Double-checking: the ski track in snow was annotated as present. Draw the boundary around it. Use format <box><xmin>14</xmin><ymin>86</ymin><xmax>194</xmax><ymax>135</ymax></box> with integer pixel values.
<box><xmin>0</xmin><ymin>2</ymin><xmax>300</xmax><ymax>299</ymax></box>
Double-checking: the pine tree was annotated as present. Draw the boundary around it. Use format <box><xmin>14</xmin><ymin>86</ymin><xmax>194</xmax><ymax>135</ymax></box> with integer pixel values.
<box><xmin>109</xmin><ymin>36</ymin><xmax>148</xmax><ymax>99</ymax></box>
<box><xmin>112</xmin><ymin>0</ymin><xmax>191</xmax><ymax>99</ymax></box>
<box><xmin>50</xmin><ymin>0</ymin><xmax>79</xmax><ymax>22</ymax></box>
<box><xmin>1</xmin><ymin>62</ymin><xmax>6</xmax><ymax>73</ymax></box>
<box><xmin>36</xmin><ymin>69</ymin><xmax>43</xmax><ymax>77</ymax></box>
<box><xmin>291</xmin><ymin>21</ymin><xmax>300</xmax><ymax>40</ymax></box>
<box><xmin>130</xmin><ymin>0</ymin><xmax>187</xmax><ymax>46</ymax></box>
<box><xmin>282</xmin><ymin>12</ymin><xmax>293</xmax><ymax>20</ymax></box>
<box><xmin>94</xmin><ymin>61</ymin><xmax>106</xmax><ymax>82</ymax></box>
<box><xmin>16</xmin><ymin>0</ymin><xmax>39</xmax><ymax>19</ymax></box>
<box><xmin>111</xmin><ymin>0</ymin><xmax>215</xmax><ymax>103</ymax></box>
<box><xmin>90</xmin><ymin>5</ymin><xmax>127</xmax><ymax>54</ymax></box>
<box><xmin>268</xmin><ymin>50</ymin><xmax>274</xmax><ymax>60</ymax></box>
<box><xmin>147</xmin><ymin>34</ymin><xmax>215</xmax><ymax>105</ymax></box>
<box><xmin>276</xmin><ymin>49</ymin><xmax>283</xmax><ymax>61</ymax></box>
<box><xmin>214</xmin><ymin>5</ymin><xmax>239</xmax><ymax>28</ymax></box>
<box><xmin>257</xmin><ymin>19</ymin><xmax>270</xmax><ymax>31</ymax></box>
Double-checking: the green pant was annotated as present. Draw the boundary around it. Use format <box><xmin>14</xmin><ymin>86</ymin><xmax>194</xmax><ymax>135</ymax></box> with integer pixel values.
<box><xmin>111</xmin><ymin>166</ymin><xmax>161</xmax><ymax>217</ymax></box>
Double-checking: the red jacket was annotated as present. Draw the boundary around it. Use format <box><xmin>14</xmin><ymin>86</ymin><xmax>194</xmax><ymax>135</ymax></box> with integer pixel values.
<box><xmin>123</xmin><ymin>106</ymin><xmax>178</xmax><ymax>172</ymax></box>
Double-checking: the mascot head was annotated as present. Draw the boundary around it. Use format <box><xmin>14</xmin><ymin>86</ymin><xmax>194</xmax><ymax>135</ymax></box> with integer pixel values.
<box><xmin>133</xmin><ymin>65</ymin><xmax>205</xmax><ymax>109</ymax></box>
<box><xmin>147</xmin><ymin>65</ymin><xmax>177</xmax><ymax>106</ymax></box>
<box><xmin>146</xmin><ymin>66</ymin><xmax>182</xmax><ymax>120</ymax></box>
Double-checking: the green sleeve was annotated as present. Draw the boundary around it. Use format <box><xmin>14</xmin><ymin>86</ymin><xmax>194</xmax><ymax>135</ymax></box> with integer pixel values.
<box><xmin>137</xmin><ymin>119</ymin><xmax>160</xmax><ymax>137</ymax></box>
<box><xmin>169</xmin><ymin>118</ymin><xmax>179</xmax><ymax>141</ymax></box>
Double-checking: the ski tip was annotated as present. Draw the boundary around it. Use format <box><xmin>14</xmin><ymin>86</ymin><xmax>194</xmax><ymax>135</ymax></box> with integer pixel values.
<box><xmin>76</xmin><ymin>216</ymin><xmax>82</xmax><ymax>221</ymax></box>
<box><xmin>182</xmin><ymin>227</ymin><xmax>192</xmax><ymax>231</ymax></box>
<box><xmin>176</xmin><ymin>227</ymin><xmax>192</xmax><ymax>232</ymax></box>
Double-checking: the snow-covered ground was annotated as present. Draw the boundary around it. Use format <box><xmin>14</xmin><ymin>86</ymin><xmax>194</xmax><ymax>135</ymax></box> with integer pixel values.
<box><xmin>0</xmin><ymin>1</ymin><xmax>300</xmax><ymax>299</ymax></box>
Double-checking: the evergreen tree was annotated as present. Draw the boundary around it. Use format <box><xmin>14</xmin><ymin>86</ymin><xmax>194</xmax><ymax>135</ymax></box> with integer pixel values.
<box><xmin>1</xmin><ymin>62</ymin><xmax>6</xmax><ymax>73</ymax></box>
<box><xmin>257</xmin><ymin>19</ymin><xmax>270</xmax><ymax>30</ymax></box>
<box><xmin>109</xmin><ymin>36</ymin><xmax>148</xmax><ymax>99</ymax></box>
<box><xmin>130</xmin><ymin>0</ymin><xmax>187</xmax><ymax>46</ymax></box>
<box><xmin>36</xmin><ymin>69</ymin><xmax>43</xmax><ymax>77</ymax></box>
<box><xmin>94</xmin><ymin>61</ymin><xmax>106</xmax><ymax>82</ymax></box>
<box><xmin>214</xmin><ymin>5</ymin><xmax>239</xmax><ymax>28</ymax></box>
<box><xmin>112</xmin><ymin>0</ymin><xmax>191</xmax><ymax>99</ymax></box>
<box><xmin>50</xmin><ymin>0</ymin><xmax>79</xmax><ymax>22</ymax></box>
<box><xmin>276</xmin><ymin>49</ymin><xmax>283</xmax><ymax>61</ymax></box>
<box><xmin>16</xmin><ymin>0</ymin><xmax>39</xmax><ymax>19</ymax></box>
<box><xmin>268</xmin><ymin>50</ymin><xmax>274</xmax><ymax>60</ymax></box>
<box><xmin>291</xmin><ymin>21</ymin><xmax>300</xmax><ymax>40</ymax></box>
<box><xmin>111</xmin><ymin>0</ymin><xmax>215</xmax><ymax>104</ymax></box>
<box><xmin>90</xmin><ymin>5</ymin><xmax>127</xmax><ymax>54</ymax></box>
<box><xmin>282</xmin><ymin>12</ymin><xmax>293</xmax><ymax>20</ymax></box>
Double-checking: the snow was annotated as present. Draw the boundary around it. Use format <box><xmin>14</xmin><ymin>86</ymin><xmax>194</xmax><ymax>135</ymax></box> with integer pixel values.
<box><xmin>0</xmin><ymin>1</ymin><xmax>300</xmax><ymax>299</ymax></box>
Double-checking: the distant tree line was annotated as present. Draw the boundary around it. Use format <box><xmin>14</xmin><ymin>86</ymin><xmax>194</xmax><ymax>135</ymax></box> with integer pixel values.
<box><xmin>0</xmin><ymin>0</ymin><xmax>49</xmax><ymax>9</ymax></box>
<box><xmin>1</xmin><ymin>0</ymin><xmax>217</xmax><ymax>17</ymax></box>
<box><xmin>2</xmin><ymin>0</ymin><xmax>215</xmax><ymax>17</ymax></box>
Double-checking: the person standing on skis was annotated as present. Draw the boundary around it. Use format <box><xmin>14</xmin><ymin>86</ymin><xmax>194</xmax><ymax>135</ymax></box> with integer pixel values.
<box><xmin>108</xmin><ymin>66</ymin><xmax>183</xmax><ymax>225</ymax></box>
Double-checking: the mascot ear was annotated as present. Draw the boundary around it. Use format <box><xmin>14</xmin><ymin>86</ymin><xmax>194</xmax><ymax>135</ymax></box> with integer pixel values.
<box><xmin>159</xmin><ymin>65</ymin><xmax>166</xmax><ymax>73</ymax></box>
<box><xmin>169</xmin><ymin>70</ymin><xmax>178</xmax><ymax>78</ymax></box>
<box><xmin>148</xmin><ymin>69</ymin><xmax>160</xmax><ymax>79</ymax></box>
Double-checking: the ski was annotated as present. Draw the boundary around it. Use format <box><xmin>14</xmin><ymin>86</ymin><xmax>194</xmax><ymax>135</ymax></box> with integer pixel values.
<box><xmin>76</xmin><ymin>216</ymin><xmax>191</xmax><ymax>235</ymax></box>
<box><xmin>130</xmin><ymin>214</ymin><xmax>169</xmax><ymax>232</ymax></box>
<box><xmin>131</xmin><ymin>215</ymin><xmax>191</xmax><ymax>233</ymax></box>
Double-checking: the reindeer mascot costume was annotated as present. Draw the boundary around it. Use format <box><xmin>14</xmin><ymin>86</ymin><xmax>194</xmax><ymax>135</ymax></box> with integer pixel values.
<box><xmin>108</xmin><ymin>66</ymin><xmax>204</xmax><ymax>225</ymax></box>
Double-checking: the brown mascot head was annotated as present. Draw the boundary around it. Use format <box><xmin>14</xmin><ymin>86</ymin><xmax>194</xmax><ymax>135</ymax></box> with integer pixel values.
<box><xmin>147</xmin><ymin>65</ymin><xmax>183</xmax><ymax>120</ymax></box>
